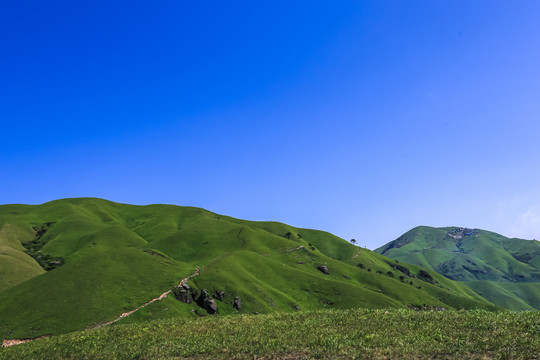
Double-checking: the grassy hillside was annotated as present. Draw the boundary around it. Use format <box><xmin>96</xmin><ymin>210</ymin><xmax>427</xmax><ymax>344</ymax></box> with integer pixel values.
<box><xmin>0</xmin><ymin>199</ymin><xmax>497</xmax><ymax>340</ymax></box>
<box><xmin>0</xmin><ymin>223</ymin><xmax>45</xmax><ymax>291</ymax></box>
<box><xmin>375</xmin><ymin>226</ymin><xmax>540</xmax><ymax>310</ymax></box>
<box><xmin>2</xmin><ymin>309</ymin><xmax>539</xmax><ymax>360</ymax></box>
<box><xmin>464</xmin><ymin>281</ymin><xmax>540</xmax><ymax>311</ymax></box>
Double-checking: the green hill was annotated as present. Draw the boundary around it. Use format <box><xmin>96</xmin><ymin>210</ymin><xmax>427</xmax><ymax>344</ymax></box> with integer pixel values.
<box><xmin>375</xmin><ymin>226</ymin><xmax>540</xmax><ymax>310</ymax></box>
<box><xmin>0</xmin><ymin>199</ymin><xmax>497</xmax><ymax>340</ymax></box>
<box><xmin>0</xmin><ymin>223</ymin><xmax>45</xmax><ymax>290</ymax></box>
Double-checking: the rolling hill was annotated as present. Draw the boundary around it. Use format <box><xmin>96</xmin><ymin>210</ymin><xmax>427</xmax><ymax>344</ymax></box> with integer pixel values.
<box><xmin>375</xmin><ymin>226</ymin><xmax>540</xmax><ymax>310</ymax></box>
<box><xmin>0</xmin><ymin>199</ymin><xmax>497</xmax><ymax>341</ymax></box>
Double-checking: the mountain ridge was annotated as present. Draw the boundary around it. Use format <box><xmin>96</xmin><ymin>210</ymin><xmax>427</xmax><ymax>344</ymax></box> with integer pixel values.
<box><xmin>375</xmin><ymin>225</ymin><xmax>540</xmax><ymax>310</ymax></box>
<box><xmin>0</xmin><ymin>198</ymin><xmax>496</xmax><ymax>340</ymax></box>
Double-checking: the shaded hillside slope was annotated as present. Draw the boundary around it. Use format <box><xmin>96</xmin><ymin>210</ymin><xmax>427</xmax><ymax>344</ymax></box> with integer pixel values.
<box><xmin>376</xmin><ymin>226</ymin><xmax>540</xmax><ymax>310</ymax></box>
<box><xmin>0</xmin><ymin>199</ymin><xmax>497</xmax><ymax>340</ymax></box>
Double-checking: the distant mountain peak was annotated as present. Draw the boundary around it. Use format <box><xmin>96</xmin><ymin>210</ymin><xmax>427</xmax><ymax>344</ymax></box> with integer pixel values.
<box><xmin>375</xmin><ymin>225</ymin><xmax>540</xmax><ymax>310</ymax></box>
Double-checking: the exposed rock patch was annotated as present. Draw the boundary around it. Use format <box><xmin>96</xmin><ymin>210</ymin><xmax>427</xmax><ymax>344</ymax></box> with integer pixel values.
<box><xmin>213</xmin><ymin>290</ymin><xmax>226</xmax><ymax>301</ymax></box>
<box><xmin>197</xmin><ymin>289</ymin><xmax>218</xmax><ymax>314</ymax></box>
<box><xmin>174</xmin><ymin>288</ymin><xmax>194</xmax><ymax>304</ymax></box>
<box><xmin>317</xmin><ymin>265</ymin><xmax>329</xmax><ymax>274</ymax></box>
<box><xmin>232</xmin><ymin>296</ymin><xmax>242</xmax><ymax>310</ymax></box>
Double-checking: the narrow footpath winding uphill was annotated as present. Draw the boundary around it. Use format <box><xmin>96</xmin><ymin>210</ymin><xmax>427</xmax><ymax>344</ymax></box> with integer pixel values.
<box><xmin>90</xmin><ymin>266</ymin><xmax>201</xmax><ymax>329</ymax></box>
<box><xmin>1</xmin><ymin>266</ymin><xmax>201</xmax><ymax>348</ymax></box>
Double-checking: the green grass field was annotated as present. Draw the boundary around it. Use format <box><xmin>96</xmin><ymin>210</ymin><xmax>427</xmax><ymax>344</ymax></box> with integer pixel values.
<box><xmin>0</xmin><ymin>198</ymin><xmax>497</xmax><ymax>340</ymax></box>
<box><xmin>2</xmin><ymin>309</ymin><xmax>539</xmax><ymax>359</ymax></box>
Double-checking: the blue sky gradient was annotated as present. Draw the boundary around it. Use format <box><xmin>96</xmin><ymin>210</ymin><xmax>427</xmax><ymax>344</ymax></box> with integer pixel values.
<box><xmin>2</xmin><ymin>1</ymin><xmax>540</xmax><ymax>248</ymax></box>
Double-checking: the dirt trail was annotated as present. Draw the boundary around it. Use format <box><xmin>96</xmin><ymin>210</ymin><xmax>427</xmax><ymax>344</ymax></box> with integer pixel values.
<box><xmin>353</xmin><ymin>249</ymin><xmax>363</xmax><ymax>258</ymax></box>
<box><xmin>262</xmin><ymin>245</ymin><xmax>304</xmax><ymax>256</ymax></box>
<box><xmin>1</xmin><ymin>266</ymin><xmax>201</xmax><ymax>348</ymax></box>
<box><xmin>90</xmin><ymin>266</ymin><xmax>200</xmax><ymax>329</ymax></box>
<box><xmin>2</xmin><ymin>336</ymin><xmax>49</xmax><ymax>348</ymax></box>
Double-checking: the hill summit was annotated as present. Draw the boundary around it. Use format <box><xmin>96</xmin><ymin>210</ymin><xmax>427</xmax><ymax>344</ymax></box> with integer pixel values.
<box><xmin>376</xmin><ymin>226</ymin><xmax>540</xmax><ymax>310</ymax></box>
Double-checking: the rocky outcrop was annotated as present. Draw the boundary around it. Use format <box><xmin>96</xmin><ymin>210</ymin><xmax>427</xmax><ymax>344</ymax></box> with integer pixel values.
<box><xmin>197</xmin><ymin>289</ymin><xmax>218</xmax><ymax>314</ymax></box>
<box><xmin>174</xmin><ymin>283</ymin><xmax>195</xmax><ymax>304</ymax></box>
<box><xmin>232</xmin><ymin>296</ymin><xmax>242</xmax><ymax>310</ymax></box>
<box><xmin>213</xmin><ymin>290</ymin><xmax>226</xmax><ymax>301</ymax></box>
<box><xmin>202</xmin><ymin>298</ymin><xmax>217</xmax><ymax>314</ymax></box>
<box><xmin>317</xmin><ymin>265</ymin><xmax>329</xmax><ymax>274</ymax></box>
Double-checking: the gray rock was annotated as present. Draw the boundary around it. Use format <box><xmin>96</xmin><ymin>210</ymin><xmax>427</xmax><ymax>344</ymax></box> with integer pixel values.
<box><xmin>175</xmin><ymin>289</ymin><xmax>194</xmax><ymax>304</ymax></box>
<box><xmin>213</xmin><ymin>290</ymin><xmax>226</xmax><ymax>301</ymax></box>
<box><xmin>199</xmin><ymin>289</ymin><xmax>209</xmax><ymax>300</ymax></box>
<box><xmin>196</xmin><ymin>289</ymin><xmax>218</xmax><ymax>314</ymax></box>
<box><xmin>317</xmin><ymin>265</ymin><xmax>329</xmax><ymax>274</ymax></box>
<box><xmin>232</xmin><ymin>296</ymin><xmax>242</xmax><ymax>310</ymax></box>
<box><xmin>202</xmin><ymin>298</ymin><xmax>218</xmax><ymax>314</ymax></box>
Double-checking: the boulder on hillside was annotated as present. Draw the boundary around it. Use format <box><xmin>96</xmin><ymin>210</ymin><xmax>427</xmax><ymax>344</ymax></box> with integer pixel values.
<box><xmin>175</xmin><ymin>289</ymin><xmax>193</xmax><ymax>304</ymax></box>
<box><xmin>174</xmin><ymin>286</ymin><xmax>195</xmax><ymax>304</ymax></box>
<box><xmin>202</xmin><ymin>298</ymin><xmax>218</xmax><ymax>314</ymax></box>
<box><xmin>197</xmin><ymin>289</ymin><xmax>218</xmax><ymax>314</ymax></box>
<box><xmin>199</xmin><ymin>289</ymin><xmax>209</xmax><ymax>300</ymax></box>
<box><xmin>232</xmin><ymin>296</ymin><xmax>242</xmax><ymax>310</ymax></box>
<box><xmin>213</xmin><ymin>290</ymin><xmax>226</xmax><ymax>301</ymax></box>
<box><xmin>317</xmin><ymin>265</ymin><xmax>329</xmax><ymax>274</ymax></box>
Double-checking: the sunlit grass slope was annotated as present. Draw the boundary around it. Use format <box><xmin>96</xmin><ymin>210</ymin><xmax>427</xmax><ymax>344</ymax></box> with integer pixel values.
<box><xmin>376</xmin><ymin>225</ymin><xmax>540</xmax><ymax>310</ymax></box>
<box><xmin>0</xmin><ymin>199</ymin><xmax>497</xmax><ymax>340</ymax></box>
<box><xmin>464</xmin><ymin>281</ymin><xmax>540</xmax><ymax>311</ymax></box>
<box><xmin>0</xmin><ymin>223</ymin><xmax>45</xmax><ymax>291</ymax></box>
<box><xmin>2</xmin><ymin>309</ymin><xmax>539</xmax><ymax>360</ymax></box>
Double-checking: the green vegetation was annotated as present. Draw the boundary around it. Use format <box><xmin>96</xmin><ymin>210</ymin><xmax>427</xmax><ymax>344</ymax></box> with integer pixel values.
<box><xmin>375</xmin><ymin>226</ymin><xmax>540</xmax><ymax>310</ymax></box>
<box><xmin>21</xmin><ymin>222</ymin><xmax>65</xmax><ymax>271</ymax></box>
<box><xmin>0</xmin><ymin>223</ymin><xmax>45</xmax><ymax>291</ymax></box>
<box><xmin>0</xmin><ymin>199</ymin><xmax>497</xmax><ymax>340</ymax></box>
<box><xmin>465</xmin><ymin>281</ymin><xmax>540</xmax><ymax>311</ymax></box>
<box><xmin>2</xmin><ymin>309</ymin><xmax>539</xmax><ymax>359</ymax></box>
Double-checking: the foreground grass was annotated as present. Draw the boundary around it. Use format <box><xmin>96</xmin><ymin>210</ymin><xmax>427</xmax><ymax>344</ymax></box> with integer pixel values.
<box><xmin>2</xmin><ymin>309</ymin><xmax>540</xmax><ymax>359</ymax></box>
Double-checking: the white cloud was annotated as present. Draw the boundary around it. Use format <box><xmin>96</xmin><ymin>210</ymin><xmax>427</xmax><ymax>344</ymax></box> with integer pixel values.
<box><xmin>513</xmin><ymin>209</ymin><xmax>540</xmax><ymax>239</ymax></box>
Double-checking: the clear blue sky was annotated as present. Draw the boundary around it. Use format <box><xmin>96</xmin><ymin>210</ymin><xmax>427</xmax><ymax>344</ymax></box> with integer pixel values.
<box><xmin>2</xmin><ymin>1</ymin><xmax>540</xmax><ymax>248</ymax></box>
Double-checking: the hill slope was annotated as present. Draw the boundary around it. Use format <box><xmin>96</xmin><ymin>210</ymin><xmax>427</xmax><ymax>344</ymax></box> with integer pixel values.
<box><xmin>0</xmin><ymin>199</ymin><xmax>497</xmax><ymax>340</ymax></box>
<box><xmin>376</xmin><ymin>226</ymin><xmax>540</xmax><ymax>310</ymax></box>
